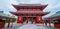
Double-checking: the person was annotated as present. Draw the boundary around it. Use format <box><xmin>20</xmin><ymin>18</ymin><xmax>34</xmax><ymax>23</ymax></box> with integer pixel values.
<box><xmin>47</xmin><ymin>19</ymin><xmax>51</xmax><ymax>27</ymax></box>
<box><xmin>45</xmin><ymin>20</ymin><xmax>47</xmax><ymax>26</ymax></box>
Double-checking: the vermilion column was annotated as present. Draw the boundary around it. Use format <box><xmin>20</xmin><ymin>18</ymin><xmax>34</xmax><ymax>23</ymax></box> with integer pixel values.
<box><xmin>17</xmin><ymin>16</ymin><xmax>19</xmax><ymax>23</ymax></box>
<box><xmin>36</xmin><ymin>16</ymin><xmax>39</xmax><ymax>24</ymax></box>
<box><xmin>8</xmin><ymin>19</ymin><xmax>10</xmax><ymax>27</ymax></box>
<box><xmin>47</xmin><ymin>19</ymin><xmax>51</xmax><ymax>27</ymax></box>
<box><xmin>21</xmin><ymin>17</ymin><xmax>23</xmax><ymax>24</ymax></box>
<box><xmin>26</xmin><ymin>17</ymin><xmax>28</xmax><ymax>24</ymax></box>
<box><xmin>39</xmin><ymin>16</ymin><xmax>43</xmax><ymax>24</ymax></box>
<box><xmin>31</xmin><ymin>17</ymin><xmax>34</xmax><ymax>24</ymax></box>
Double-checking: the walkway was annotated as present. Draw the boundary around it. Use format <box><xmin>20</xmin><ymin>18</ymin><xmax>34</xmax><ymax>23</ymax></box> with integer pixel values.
<box><xmin>0</xmin><ymin>22</ymin><xmax>59</xmax><ymax>29</ymax></box>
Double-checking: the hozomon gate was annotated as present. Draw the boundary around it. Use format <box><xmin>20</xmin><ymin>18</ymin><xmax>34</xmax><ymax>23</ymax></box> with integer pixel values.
<box><xmin>10</xmin><ymin>4</ymin><xmax>49</xmax><ymax>24</ymax></box>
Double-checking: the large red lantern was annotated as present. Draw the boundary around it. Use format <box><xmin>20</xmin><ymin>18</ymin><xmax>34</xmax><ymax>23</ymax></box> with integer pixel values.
<box><xmin>17</xmin><ymin>16</ymin><xmax>23</xmax><ymax>24</ymax></box>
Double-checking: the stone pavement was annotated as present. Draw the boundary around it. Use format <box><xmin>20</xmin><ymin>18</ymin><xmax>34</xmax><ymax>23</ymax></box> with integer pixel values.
<box><xmin>0</xmin><ymin>23</ymin><xmax>60</xmax><ymax>29</ymax></box>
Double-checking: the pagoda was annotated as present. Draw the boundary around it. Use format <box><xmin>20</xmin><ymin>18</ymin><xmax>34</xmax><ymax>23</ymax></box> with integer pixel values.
<box><xmin>10</xmin><ymin>4</ymin><xmax>49</xmax><ymax>24</ymax></box>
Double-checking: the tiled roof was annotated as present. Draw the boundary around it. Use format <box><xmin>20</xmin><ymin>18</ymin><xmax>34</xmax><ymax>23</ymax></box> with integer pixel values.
<box><xmin>13</xmin><ymin>4</ymin><xmax>47</xmax><ymax>6</ymax></box>
<box><xmin>44</xmin><ymin>11</ymin><xmax>60</xmax><ymax>19</ymax></box>
<box><xmin>51</xmin><ymin>11</ymin><xmax>60</xmax><ymax>17</ymax></box>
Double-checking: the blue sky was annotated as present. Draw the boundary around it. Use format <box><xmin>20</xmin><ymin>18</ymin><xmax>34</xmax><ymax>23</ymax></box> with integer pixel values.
<box><xmin>0</xmin><ymin>0</ymin><xmax>60</xmax><ymax>17</ymax></box>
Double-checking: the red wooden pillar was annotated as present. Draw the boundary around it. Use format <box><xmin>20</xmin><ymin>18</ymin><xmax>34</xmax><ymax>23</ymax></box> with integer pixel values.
<box><xmin>31</xmin><ymin>17</ymin><xmax>34</xmax><ymax>24</ymax></box>
<box><xmin>8</xmin><ymin>19</ymin><xmax>10</xmax><ymax>27</ymax></box>
<box><xmin>39</xmin><ymin>16</ymin><xmax>43</xmax><ymax>24</ymax></box>
<box><xmin>26</xmin><ymin>17</ymin><xmax>28</xmax><ymax>24</ymax></box>
<box><xmin>17</xmin><ymin>16</ymin><xmax>19</xmax><ymax>23</ymax></box>
<box><xmin>21</xmin><ymin>17</ymin><xmax>23</xmax><ymax>24</ymax></box>
<box><xmin>47</xmin><ymin>19</ymin><xmax>51</xmax><ymax>27</ymax></box>
<box><xmin>36</xmin><ymin>16</ymin><xmax>39</xmax><ymax>24</ymax></box>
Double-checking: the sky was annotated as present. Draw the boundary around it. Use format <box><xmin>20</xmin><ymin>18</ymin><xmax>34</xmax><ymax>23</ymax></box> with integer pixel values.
<box><xmin>0</xmin><ymin>0</ymin><xmax>60</xmax><ymax>17</ymax></box>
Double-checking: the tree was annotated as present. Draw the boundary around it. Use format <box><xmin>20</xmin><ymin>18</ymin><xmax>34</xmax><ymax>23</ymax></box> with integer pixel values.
<box><xmin>11</xmin><ymin>18</ymin><xmax>16</xmax><ymax>23</ymax></box>
<box><xmin>6</xmin><ymin>17</ymin><xmax>16</xmax><ymax>23</ymax></box>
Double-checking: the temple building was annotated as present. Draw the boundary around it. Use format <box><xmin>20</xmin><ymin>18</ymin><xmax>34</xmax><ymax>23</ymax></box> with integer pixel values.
<box><xmin>10</xmin><ymin>4</ymin><xmax>49</xmax><ymax>24</ymax></box>
<box><xmin>44</xmin><ymin>11</ymin><xmax>60</xmax><ymax>28</ymax></box>
<box><xmin>0</xmin><ymin>11</ymin><xmax>14</xmax><ymax>27</ymax></box>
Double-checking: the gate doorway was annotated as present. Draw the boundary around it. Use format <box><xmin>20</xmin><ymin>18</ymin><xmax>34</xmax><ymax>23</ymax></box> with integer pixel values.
<box><xmin>23</xmin><ymin>17</ymin><xmax>36</xmax><ymax>24</ymax></box>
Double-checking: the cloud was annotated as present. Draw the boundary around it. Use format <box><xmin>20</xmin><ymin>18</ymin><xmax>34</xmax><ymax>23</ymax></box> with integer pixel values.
<box><xmin>15</xmin><ymin>0</ymin><xmax>47</xmax><ymax>4</ymax></box>
<box><xmin>9</xmin><ymin>0</ymin><xmax>18</xmax><ymax>4</ymax></box>
<box><xmin>0</xmin><ymin>0</ymin><xmax>18</xmax><ymax>12</ymax></box>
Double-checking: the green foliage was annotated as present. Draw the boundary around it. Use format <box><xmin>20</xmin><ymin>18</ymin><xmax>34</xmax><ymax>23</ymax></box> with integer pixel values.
<box><xmin>6</xmin><ymin>17</ymin><xmax>16</xmax><ymax>23</ymax></box>
<box><xmin>11</xmin><ymin>18</ymin><xmax>16</xmax><ymax>22</ymax></box>
<box><xmin>6</xmin><ymin>18</ymin><xmax>9</xmax><ymax>23</ymax></box>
